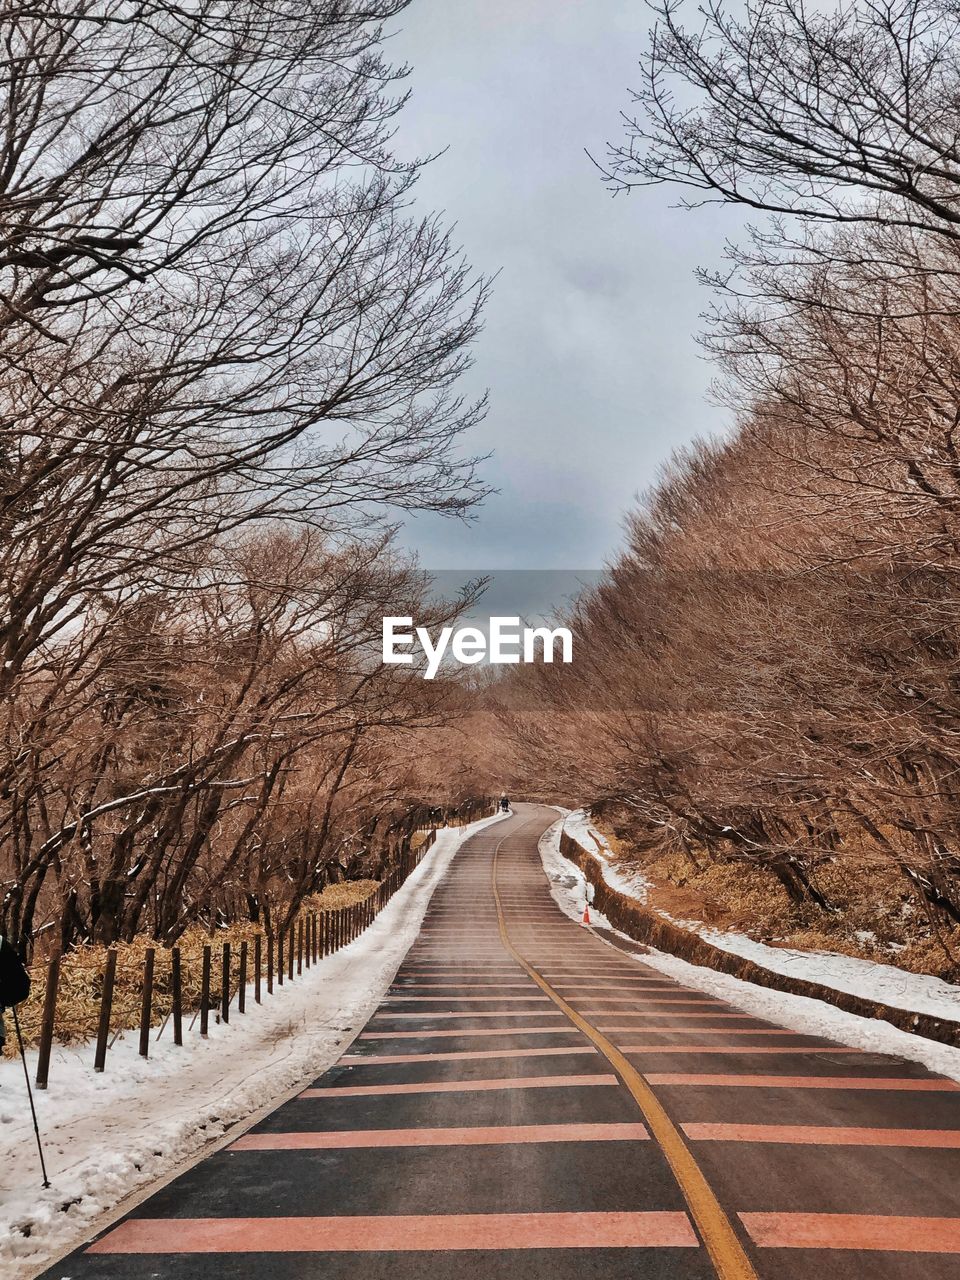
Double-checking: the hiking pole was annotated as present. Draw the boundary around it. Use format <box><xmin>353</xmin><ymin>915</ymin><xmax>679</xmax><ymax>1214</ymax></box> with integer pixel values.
<box><xmin>11</xmin><ymin>1005</ymin><xmax>50</xmax><ymax>1188</ymax></box>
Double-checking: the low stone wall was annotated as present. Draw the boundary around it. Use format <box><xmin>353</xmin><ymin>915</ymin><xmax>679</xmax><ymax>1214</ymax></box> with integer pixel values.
<box><xmin>559</xmin><ymin>829</ymin><xmax>960</xmax><ymax>1051</ymax></box>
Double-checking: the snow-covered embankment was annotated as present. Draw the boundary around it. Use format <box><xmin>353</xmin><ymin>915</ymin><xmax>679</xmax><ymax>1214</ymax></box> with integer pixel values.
<box><xmin>540</xmin><ymin>813</ymin><xmax>960</xmax><ymax>1086</ymax></box>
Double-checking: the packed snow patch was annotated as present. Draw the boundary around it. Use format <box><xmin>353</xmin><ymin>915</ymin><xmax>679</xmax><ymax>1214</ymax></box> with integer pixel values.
<box><xmin>0</xmin><ymin>813</ymin><xmax>506</xmax><ymax>1278</ymax></box>
<box><xmin>560</xmin><ymin>809</ymin><xmax>960</xmax><ymax>1025</ymax></box>
<box><xmin>539</xmin><ymin>818</ymin><xmax>960</xmax><ymax>1085</ymax></box>
<box><xmin>560</xmin><ymin>809</ymin><xmax>653</xmax><ymax>899</ymax></box>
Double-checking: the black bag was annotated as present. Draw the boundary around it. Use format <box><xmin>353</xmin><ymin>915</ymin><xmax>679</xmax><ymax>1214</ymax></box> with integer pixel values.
<box><xmin>0</xmin><ymin>936</ymin><xmax>30</xmax><ymax>1007</ymax></box>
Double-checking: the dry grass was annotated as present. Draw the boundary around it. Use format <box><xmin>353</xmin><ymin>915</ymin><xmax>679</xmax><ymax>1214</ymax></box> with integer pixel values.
<box><xmin>305</xmin><ymin>879</ymin><xmax>379</xmax><ymax>911</ymax></box>
<box><xmin>4</xmin><ymin>878</ymin><xmax>383</xmax><ymax>1057</ymax></box>
<box><xmin>593</xmin><ymin>819</ymin><xmax>960</xmax><ymax>979</ymax></box>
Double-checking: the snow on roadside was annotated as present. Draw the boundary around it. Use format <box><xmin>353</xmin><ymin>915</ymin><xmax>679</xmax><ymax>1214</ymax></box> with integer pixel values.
<box><xmin>0</xmin><ymin>812</ymin><xmax>507</xmax><ymax>1278</ymax></box>
<box><xmin>561</xmin><ymin>809</ymin><xmax>653</xmax><ymax>898</ymax></box>
<box><xmin>560</xmin><ymin>809</ymin><xmax>960</xmax><ymax>1025</ymax></box>
<box><xmin>562</xmin><ymin>809</ymin><xmax>611</xmax><ymax>859</ymax></box>
<box><xmin>691</xmin><ymin>929</ymin><xmax>960</xmax><ymax>1022</ymax></box>
<box><xmin>539</xmin><ymin>818</ymin><xmax>960</xmax><ymax>1085</ymax></box>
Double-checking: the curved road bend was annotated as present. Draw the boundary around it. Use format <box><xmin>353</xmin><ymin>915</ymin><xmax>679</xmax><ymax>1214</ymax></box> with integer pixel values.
<box><xmin>37</xmin><ymin>804</ymin><xmax>960</xmax><ymax>1280</ymax></box>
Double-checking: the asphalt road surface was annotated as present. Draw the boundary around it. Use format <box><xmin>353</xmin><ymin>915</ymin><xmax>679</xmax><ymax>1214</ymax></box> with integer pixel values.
<box><xmin>36</xmin><ymin>803</ymin><xmax>960</xmax><ymax>1279</ymax></box>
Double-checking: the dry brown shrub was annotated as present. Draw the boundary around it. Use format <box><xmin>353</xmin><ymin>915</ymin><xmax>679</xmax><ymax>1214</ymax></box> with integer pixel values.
<box><xmin>4</xmin><ymin>881</ymin><xmax>381</xmax><ymax>1056</ymax></box>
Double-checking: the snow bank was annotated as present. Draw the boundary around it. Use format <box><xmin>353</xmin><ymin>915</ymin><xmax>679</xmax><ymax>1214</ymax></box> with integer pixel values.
<box><xmin>562</xmin><ymin>810</ymin><xmax>610</xmax><ymax>859</ymax></box>
<box><xmin>560</xmin><ymin>809</ymin><xmax>960</xmax><ymax>1026</ymax></box>
<box><xmin>539</xmin><ymin>818</ymin><xmax>960</xmax><ymax>1085</ymax></box>
<box><xmin>0</xmin><ymin>812</ymin><xmax>506</xmax><ymax>1278</ymax></box>
<box><xmin>692</xmin><ymin>929</ymin><xmax>960</xmax><ymax>1023</ymax></box>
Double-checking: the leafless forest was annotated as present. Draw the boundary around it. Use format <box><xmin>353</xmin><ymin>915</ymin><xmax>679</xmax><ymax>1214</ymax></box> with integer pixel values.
<box><xmin>0</xmin><ymin>1</ymin><xmax>490</xmax><ymax>955</ymax></box>
<box><xmin>10</xmin><ymin>0</ymin><xmax>960</xmax><ymax>976</ymax></box>
<box><xmin>499</xmin><ymin>0</ymin><xmax>960</xmax><ymax>973</ymax></box>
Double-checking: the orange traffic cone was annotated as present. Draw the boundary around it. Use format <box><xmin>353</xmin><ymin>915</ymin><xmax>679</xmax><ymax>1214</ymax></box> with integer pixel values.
<box><xmin>582</xmin><ymin>904</ymin><xmax>590</xmax><ymax>925</ymax></box>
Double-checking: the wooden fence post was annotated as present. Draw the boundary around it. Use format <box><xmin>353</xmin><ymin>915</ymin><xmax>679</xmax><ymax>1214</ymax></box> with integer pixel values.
<box><xmin>297</xmin><ymin>919</ymin><xmax>303</xmax><ymax>975</ymax></box>
<box><xmin>172</xmin><ymin>947</ymin><xmax>183</xmax><ymax>1046</ymax></box>
<box><xmin>139</xmin><ymin>947</ymin><xmax>155</xmax><ymax>1058</ymax></box>
<box><xmin>287</xmin><ymin>924</ymin><xmax>294</xmax><ymax>979</ymax></box>
<box><xmin>94</xmin><ymin>950</ymin><xmax>117</xmax><ymax>1072</ymax></box>
<box><xmin>200</xmin><ymin>945</ymin><xmax>211</xmax><ymax>1036</ymax></box>
<box><xmin>238</xmin><ymin>940</ymin><xmax>247</xmax><ymax>1014</ymax></box>
<box><xmin>221</xmin><ymin>941</ymin><xmax>230</xmax><ymax>1024</ymax></box>
<box><xmin>254</xmin><ymin>935</ymin><xmax>262</xmax><ymax>1004</ymax></box>
<box><xmin>267</xmin><ymin>930</ymin><xmax>274</xmax><ymax>993</ymax></box>
<box><xmin>277</xmin><ymin>929</ymin><xmax>284</xmax><ymax>985</ymax></box>
<box><xmin>35</xmin><ymin>952</ymin><xmax>61</xmax><ymax>1089</ymax></box>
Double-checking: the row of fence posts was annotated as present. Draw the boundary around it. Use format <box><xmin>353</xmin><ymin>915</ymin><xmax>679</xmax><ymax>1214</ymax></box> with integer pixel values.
<box><xmin>32</xmin><ymin>822</ymin><xmax>448</xmax><ymax>1087</ymax></box>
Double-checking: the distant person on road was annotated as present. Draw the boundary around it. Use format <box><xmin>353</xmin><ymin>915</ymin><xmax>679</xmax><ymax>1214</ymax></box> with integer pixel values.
<box><xmin>499</xmin><ymin>793</ymin><xmax>510</xmax><ymax>813</ymax></box>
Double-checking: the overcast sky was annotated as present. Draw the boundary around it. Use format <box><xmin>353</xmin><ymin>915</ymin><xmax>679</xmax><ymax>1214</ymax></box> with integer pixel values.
<box><xmin>391</xmin><ymin>1</ymin><xmax>743</xmax><ymax>572</ymax></box>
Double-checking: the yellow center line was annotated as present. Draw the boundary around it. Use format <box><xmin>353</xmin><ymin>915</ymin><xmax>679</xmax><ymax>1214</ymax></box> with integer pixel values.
<box><xmin>491</xmin><ymin>834</ymin><xmax>759</xmax><ymax>1280</ymax></box>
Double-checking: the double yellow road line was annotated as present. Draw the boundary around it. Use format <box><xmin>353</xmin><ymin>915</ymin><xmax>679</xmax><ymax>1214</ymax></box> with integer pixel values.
<box><xmin>492</xmin><ymin>836</ymin><xmax>758</xmax><ymax>1280</ymax></box>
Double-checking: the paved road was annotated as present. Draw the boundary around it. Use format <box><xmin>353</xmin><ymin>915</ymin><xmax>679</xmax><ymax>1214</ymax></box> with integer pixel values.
<box><xmin>37</xmin><ymin>804</ymin><xmax>960</xmax><ymax>1278</ymax></box>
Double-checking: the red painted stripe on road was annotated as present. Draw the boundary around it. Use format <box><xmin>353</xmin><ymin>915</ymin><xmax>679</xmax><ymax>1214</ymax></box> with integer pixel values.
<box><xmin>359</xmin><ymin>1026</ymin><xmax>580</xmax><ymax>1039</ymax></box>
<box><xmin>371</xmin><ymin>1011</ymin><xmax>565</xmax><ymax>1021</ymax></box>
<box><xmin>648</xmin><ymin>1073</ymin><xmax>960</xmax><ymax>1091</ymax></box>
<box><xmin>600</xmin><ymin>1027</ymin><xmax>791</xmax><ymax>1035</ymax></box>
<box><xmin>597</xmin><ymin>1014</ymin><xmax>754</xmax><ymax>1022</ymax></box>
<box><xmin>554</xmin><ymin>984</ymin><xmax>682</xmax><ymax>991</ymax></box>
<box><xmin>230</xmin><ymin>1123</ymin><xmax>649</xmax><ymax>1150</ymax></box>
<box><xmin>622</xmin><ymin>1045</ymin><xmax>857</xmax><ymax>1055</ymax></box>
<box><xmin>88</xmin><ymin>1211</ymin><xmax>699</xmax><ymax>1253</ymax></box>
<box><xmin>342</xmin><ymin>1046</ymin><xmax>599</xmax><ymax>1065</ymax></box>
<box><xmin>740</xmin><ymin>1212</ymin><xmax>960</xmax><ymax>1252</ymax></box>
<box><xmin>580</xmin><ymin>999</ymin><xmax>723</xmax><ymax>1005</ymax></box>
<box><xmin>684</xmin><ymin>1122</ymin><xmax>960</xmax><ymax>1147</ymax></box>
<box><xmin>391</xmin><ymin>983</ymin><xmax>542</xmax><ymax>989</ymax></box>
<box><xmin>384</xmin><ymin>995</ymin><xmax>551</xmax><ymax>1002</ymax></box>
<box><xmin>300</xmin><ymin>1074</ymin><xmax>621</xmax><ymax>1097</ymax></box>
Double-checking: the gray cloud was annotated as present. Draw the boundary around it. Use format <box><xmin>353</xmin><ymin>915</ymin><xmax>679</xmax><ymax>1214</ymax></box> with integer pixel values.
<box><xmin>392</xmin><ymin>1</ymin><xmax>744</xmax><ymax>571</ymax></box>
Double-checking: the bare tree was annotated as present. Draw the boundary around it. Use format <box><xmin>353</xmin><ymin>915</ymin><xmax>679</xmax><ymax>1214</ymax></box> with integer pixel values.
<box><xmin>0</xmin><ymin>1</ymin><xmax>492</xmax><ymax>951</ymax></box>
<box><xmin>604</xmin><ymin>0</ymin><xmax>960</xmax><ymax>240</ymax></box>
<box><xmin>0</xmin><ymin>0</ymin><xmax>489</xmax><ymax>693</ymax></box>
